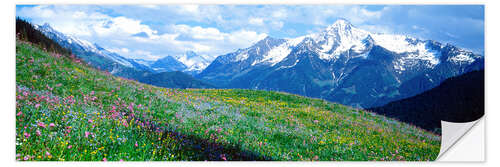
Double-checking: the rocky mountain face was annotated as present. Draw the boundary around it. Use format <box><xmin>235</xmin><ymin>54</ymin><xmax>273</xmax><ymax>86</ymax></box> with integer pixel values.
<box><xmin>198</xmin><ymin>19</ymin><xmax>484</xmax><ymax>108</ymax></box>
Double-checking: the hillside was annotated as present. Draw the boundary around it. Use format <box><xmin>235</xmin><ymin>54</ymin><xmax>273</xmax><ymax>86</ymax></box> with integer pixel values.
<box><xmin>29</xmin><ymin>19</ymin><xmax>208</xmax><ymax>89</ymax></box>
<box><xmin>139</xmin><ymin>71</ymin><xmax>215</xmax><ymax>89</ymax></box>
<box><xmin>16</xmin><ymin>40</ymin><xmax>441</xmax><ymax>161</ymax></box>
<box><xmin>369</xmin><ymin>70</ymin><xmax>485</xmax><ymax>133</ymax></box>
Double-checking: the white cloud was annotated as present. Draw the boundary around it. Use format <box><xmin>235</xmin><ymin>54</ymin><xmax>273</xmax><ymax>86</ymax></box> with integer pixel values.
<box><xmin>17</xmin><ymin>5</ymin><xmax>482</xmax><ymax>60</ymax></box>
<box><xmin>249</xmin><ymin>17</ymin><xmax>264</xmax><ymax>26</ymax></box>
<box><xmin>358</xmin><ymin>25</ymin><xmax>392</xmax><ymax>34</ymax></box>
<box><xmin>272</xmin><ymin>9</ymin><xmax>287</xmax><ymax>19</ymax></box>
<box><xmin>226</xmin><ymin>29</ymin><xmax>268</xmax><ymax>47</ymax></box>
<box><xmin>270</xmin><ymin>21</ymin><xmax>284</xmax><ymax>30</ymax></box>
<box><xmin>163</xmin><ymin>25</ymin><xmax>267</xmax><ymax>56</ymax></box>
<box><xmin>179</xmin><ymin>5</ymin><xmax>199</xmax><ymax>14</ymax></box>
<box><xmin>140</xmin><ymin>5</ymin><xmax>159</xmax><ymax>9</ymax></box>
<box><xmin>172</xmin><ymin>25</ymin><xmax>225</xmax><ymax>41</ymax></box>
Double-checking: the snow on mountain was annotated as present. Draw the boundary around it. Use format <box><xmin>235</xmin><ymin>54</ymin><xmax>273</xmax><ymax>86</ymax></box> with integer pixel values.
<box><xmin>94</xmin><ymin>45</ymin><xmax>134</xmax><ymax>68</ymax></box>
<box><xmin>198</xmin><ymin>19</ymin><xmax>483</xmax><ymax>108</ymax></box>
<box><xmin>37</xmin><ymin>23</ymin><xmax>98</xmax><ymax>53</ymax></box>
<box><xmin>251</xmin><ymin>19</ymin><xmax>446</xmax><ymax>73</ymax></box>
<box><xmin>37</xmin><ymin>23</ymin><xmax>216</xmax><ymax>74</ymax></box>
<box><xmin>309</xmin><ymin>19</ymin><xmax>372</xmax><ymax>60</ymax></box>
<box><xmin>448</xmin><ymin>53</ymin><xmax>475</xmax><ymax>64</ymax></box>
<box><xmin>252</xmin><ymin>36</ymin><xmax>306</xmax><ymax>66</ymax></box>
<box><xmin>36</xmin><ymin>23</ymin><xmax>134</xmax><ymax>68</ymax></box>
<box><xmin>302</xmin><ymin>19</ymin><xmax>443</xmax><ymax>70</ymax></box>
<box><xmin>130</xmin><ymin>51</ymin><xmax>213</xmax><ymax>74</ymax></box>
<box><xmin>233</xmin><ymin>52</ymin><xmax>249</xmax><ymax>62</ymax></box>
<box><xmin>223</xmin><ymin>19</ymin><xmax>447</xmax><ymax>72</ymax></box>
<box><xmin>132</xmin><ymin>59</ymin><xmax>155</xmax><ymax>67</ymax></box>
<box><xmin>444</xmin><ymin>46</ymin><xmax>479</xmax><ymax>65</ymax></box>
<box><xmin>174</xmin><ymin>51</ymin><xmax>212</xmax><ymax>73</ymax></box>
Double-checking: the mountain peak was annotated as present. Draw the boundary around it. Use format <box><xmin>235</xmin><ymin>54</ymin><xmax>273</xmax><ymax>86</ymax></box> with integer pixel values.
<box><xmin>38</xmin><ymin>23</ymin><xmax>57</xmax><ymax>32</ymax></box>
<box><xmin>327</xmin><ymin>19</ymin><xmax>353</xmax><ymax>30</ymax></box>
<box><xmin>253</xmin><ymin>36</ymin><xmax>286</xmax><ymax>50</ymax></box>
<box><xmin>258</xmin><ymin>36</ymin><xmax>276</xmax><ymax>43</ymax></box>
<box><xmin>185</xmin><ymin>51</ymin><xmax>198</xmax><ymax>58</ymax></box>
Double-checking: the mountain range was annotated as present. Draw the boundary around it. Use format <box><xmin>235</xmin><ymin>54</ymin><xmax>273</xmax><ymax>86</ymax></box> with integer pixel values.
<box><xmin>35</xmin><ymin>23</ymin><xmax>212</xmax><ymax>76</ymax></box>
<box><xmin>36</xmin><ymin>19</ymin><xmax>484</xmax><ymax>109</ymax></box>
<box><xmin>197</xmin><ymin>19</ymin><xmax>484</xmax><ymax>108</ymax></box>
<box><xmin>35</xmin><ymin>23</ymin><xmax>214</xmax><ymax>88</ymax></box>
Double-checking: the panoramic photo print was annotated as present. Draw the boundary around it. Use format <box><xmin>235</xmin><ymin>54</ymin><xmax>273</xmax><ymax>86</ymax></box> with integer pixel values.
<box><xmin>15</xmin><ymin>5</ymin><xmax>484</xmax><ymax>161</ymax></box>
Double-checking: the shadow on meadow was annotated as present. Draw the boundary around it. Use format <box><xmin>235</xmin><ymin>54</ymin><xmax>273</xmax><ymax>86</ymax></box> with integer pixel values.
<box><xmin>127</xmin><ymin>109</ymin><xmax>271</xmax><ymax>161</ymax></box>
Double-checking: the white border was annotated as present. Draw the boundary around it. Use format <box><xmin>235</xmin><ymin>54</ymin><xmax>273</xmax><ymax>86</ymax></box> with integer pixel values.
<box><xmin>2</xmin><ymin>0</ymin><xmax>496</xmax><ymax>166</ymax></box>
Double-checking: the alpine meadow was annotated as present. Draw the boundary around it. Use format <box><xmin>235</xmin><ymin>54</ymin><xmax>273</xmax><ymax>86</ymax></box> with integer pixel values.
<box><xmin>15</xmin><ymin>5</ymin><xmax>485</xmax><ymax>162</ymax></box>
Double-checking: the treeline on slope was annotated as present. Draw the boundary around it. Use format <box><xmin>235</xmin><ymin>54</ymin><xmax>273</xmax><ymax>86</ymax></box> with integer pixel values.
<box><xmin>368</xmin><ymin>70</ymin><xmax>484</xmax><ymax>134</ymax></box>
<box><xmin>16</xmin><ymin>17</ymin><xmax>71</xmax><ymax>56</ymax></box>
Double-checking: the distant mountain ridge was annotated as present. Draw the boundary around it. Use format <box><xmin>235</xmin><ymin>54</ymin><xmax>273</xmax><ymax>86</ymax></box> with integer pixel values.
<box><xmin>34</xmin><ymin>22</ymin><xmax>212</xmax><ymax>89</ymax></box>
<box><xmin>35</xmin><ymin>23</ymin><xmax>213</xmax><ymax>75</ymax></box>
<box><xmin>198</xmin><ymin>19</ymin><xmax>484</xmax><ymax>108</ymax></box>
<box><xmin>132</xmin><ymin>51</ymin><xmax>213</xmax><ymax>75</ymax></box>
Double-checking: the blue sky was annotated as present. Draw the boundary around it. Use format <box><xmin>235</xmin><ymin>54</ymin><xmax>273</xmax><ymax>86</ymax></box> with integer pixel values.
<box><xmin>16</xmin><ymin>5</ymin><xmax>484</xmax><ymax>60</ymax></box>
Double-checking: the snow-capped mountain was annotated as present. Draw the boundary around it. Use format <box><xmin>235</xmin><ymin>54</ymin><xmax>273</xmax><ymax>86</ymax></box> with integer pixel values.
<box><xmin>35</xmin><ymin>22</ymin><xmax>213</xmax><ymax>89</ymax></box>
<box><xmin>173</xmin><ymin>51</ymin><xmax>213</xmax><ymax>75</ymax></box>
<box><xmin>36</xmin><ymin>23</ymin><xmax>213</xmax><ymax>76</ymax></box>
<box><xmin>131</xmin><ymin>51</ymin><xmax>213</xmax><ymax>75</ymax></box>
<box><xmin>198</xmin><ymin>19</ymin><xmax>484</xmax><ymax>108</ymax></box>
<box><xmin>35</xmin><ymin>23</ymin><xmax>152</xmax><ymax>75</ymax></box>
<box><xmin>149</xmin><ymin>56</ymin><xmax>187</xmax><ymax>73</ymax></box>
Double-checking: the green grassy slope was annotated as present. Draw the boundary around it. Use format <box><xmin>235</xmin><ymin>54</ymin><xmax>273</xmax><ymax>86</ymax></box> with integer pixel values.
<box><xmin>16</xmin><ymin>41</ymin><xmax>440</xmax><ymax>161</ymax></box>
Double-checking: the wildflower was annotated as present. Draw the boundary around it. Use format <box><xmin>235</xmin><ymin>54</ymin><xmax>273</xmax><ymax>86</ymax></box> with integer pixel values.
<box><xmin>37</xmin><ymin>122</ymin><xmax>46</xmax><ymax>128</ymax></box>
<box><xmin>88</xmin><ymin>119</ymin><xmax>93</xmax><ymax>123</ymax></box>
<box><xmin>85</xmin><ymin>131</ymin><xmax>90</xmax><ymax>138</ymax></box>
<box><xmin>36</xmin><ymin>130</ymin><xmax>41</xmax><ymax>136</ymax></box>
<box><xmin>313</xmin><ymin>120</ymin><xmax>319</xmax><ymax>123</ymax></box>
<box><xmin>65</xmin><ymin>127</ymin><xmax>71</xmax><ymax>134</ymax></box>
<box><xmin>122</xmin><ymin>120</ymin><xmax>128</xmax><ymax>127</ymax></box>
<box><xmin>49</xmin><ymin>123</ymin><xmax>55</xmax><ymax>128</ymax></box>
<box><xmin>102</xmin><ymin>157</ymin><xmax>107</xmax><ymax>161</ymax></box>
<box><xmin>135</xmin><ymin>141</ymin><xmax>138</xmax><ymax>147</ymax></box>
<box><xmin>24</xmin><ymin>132</ymin><xmax>30</xmax><ymax>138</ymax></box>
<box><xmin>24</xmin><ymin>156</ymin><xmax>29</xmax><ymax>161</ymax></box>
<box><xmin>35</xmin><ymin>104</ymin><xmax>41</xmax><ymax>109</ymax></box>
<box><xmin>67</xmin><ymin>145</ymin><xmax>72</xmax><ymax>149</ymax></box>
<box><xmin>220</xmin><ymin>154</ymin><xmax>227</xmax><ymax>161</ymax></box>
<box><xmin>128</xmin><ymin>103</ymin><xmax>134</xmax><ymax>112</ymax></box>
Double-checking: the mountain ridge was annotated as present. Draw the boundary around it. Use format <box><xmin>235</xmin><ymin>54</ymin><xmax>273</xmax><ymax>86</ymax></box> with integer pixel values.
<box><xmin>198</xmin><ymin>19</ymin><xmax>484</xmax><ymax>108</ymax></box>
<box><xmin>33</xmin><ymin>21</ymin><xmax>212</xmax><ymax>89</ymax></box>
